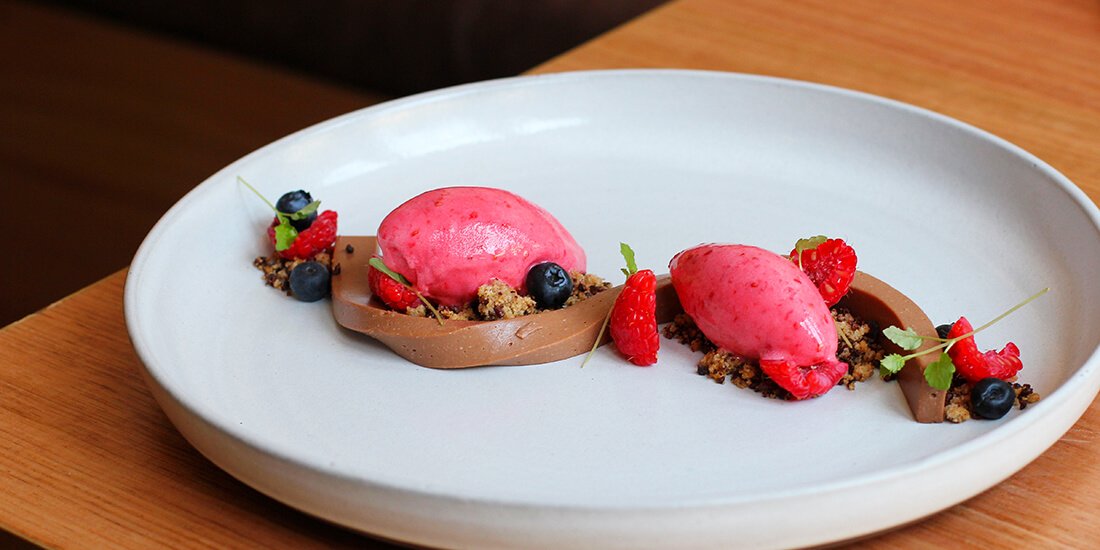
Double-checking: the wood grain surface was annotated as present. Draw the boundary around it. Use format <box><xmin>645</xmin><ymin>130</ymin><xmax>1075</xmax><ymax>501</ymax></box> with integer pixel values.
<box><xmin>536</xmin><ymin>0</ymin><xmax>1100</xmax><ymax>202</ymax></box>
<box><xmin>4</xmin><ymin>0</ymin><xmax>1100</xmax><ymax>547</ymax></box>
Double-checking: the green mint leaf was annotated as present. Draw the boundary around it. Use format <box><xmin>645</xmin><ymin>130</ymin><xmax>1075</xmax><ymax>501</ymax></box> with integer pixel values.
<box><xmin>273</xmin><ymin>221</ymin><xmax>297</xmax><ymax>251</ymax></box>
<box><xmin>879</xmin><ymin>353</ymin><xmax>906</xmax><ymax>375</ymax></box>
<box><xmin>883</xmin><ymin>326</ymin><xmax>924</xmax><ymax>351</ymax></box>
<box><xmin>620</xmin><ymin>242</ymin><xmax>638</xmax><ymax>277</ymax></box>
<box><xmin>289</xmin><ymin>200</ymin><xmax>321</xmax><ymax>220</ymax></box>
<box><xmin>924</xmin><ymin>352</ymin><xmax>956</xmax><ymax>391</ymax></box>
<box><xmin>368</xmin><ymin>257</ymin><xmax>410</xmax><ymax>286</ymax></box>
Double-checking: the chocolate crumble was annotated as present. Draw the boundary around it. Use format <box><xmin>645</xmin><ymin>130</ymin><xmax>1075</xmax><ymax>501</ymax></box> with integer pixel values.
<box><xmin>405</xmin><ymin>271</ymin><xmax>611</xmax><ymax>322</ymax></box>
<box><xmin>663</xmin><ymin>307</ymin><xmax>884</xmax><ymax>400</ymax></box>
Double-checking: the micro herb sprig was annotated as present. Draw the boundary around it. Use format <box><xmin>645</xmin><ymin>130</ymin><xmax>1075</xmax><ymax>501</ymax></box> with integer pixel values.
<box><xmin>620</xmin><ymin>242</ymin><xmax>638</xmax><ymax>277</ymax></box>
<box><xmin>879</xmin><ymin>287</ymin><xmax>1049</xmax><ymax>390</ymax></box>
<box><xmin>368</xmin><ymin>257</ymin><xmax>445</xmax><ymax>325</ymax></box>
<box><xmin>238</xmin><ymin>176</ymin><xmax>320</xmax><ymax>251</ymax></box>
<box><xmin>582</xmin><ymin>242</ymin><xmax>638</xmax><ymax>368</ymax></box>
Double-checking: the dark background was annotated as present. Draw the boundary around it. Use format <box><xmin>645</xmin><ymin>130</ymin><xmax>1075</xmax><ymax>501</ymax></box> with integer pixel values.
<box><xmin>44</xmin><ymin>0</ymin><xmax>667</xmax><ymax>96</ymax></box>
<box><xmin>2</xmin><ymin>0</ymin><xmax>664</xmax><ymax>327</ymax></box>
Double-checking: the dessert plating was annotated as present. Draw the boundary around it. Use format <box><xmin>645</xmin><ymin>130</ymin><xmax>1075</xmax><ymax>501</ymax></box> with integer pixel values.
<box><xmin>244</xmin><ymin>180</ymin><xmax>1043</xmax><ymax>424</ymax></box>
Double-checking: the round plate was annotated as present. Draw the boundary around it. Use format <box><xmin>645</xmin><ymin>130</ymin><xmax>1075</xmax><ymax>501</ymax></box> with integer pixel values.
<box><xmin>125</xmin><ymin>70</ymin><xmax>1100</xmax><ymax>548</ymax></box>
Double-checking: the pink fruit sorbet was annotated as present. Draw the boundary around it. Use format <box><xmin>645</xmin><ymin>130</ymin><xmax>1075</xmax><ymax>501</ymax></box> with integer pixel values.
<box><xmin>377</xmin><ymin>187</ymin><xmax>586</xmax><ymax>306</ymax></box>
<box><xmin>669</xmin><ymin>244</ymin><xmax>839</xmax><ymax>369</ymax></box>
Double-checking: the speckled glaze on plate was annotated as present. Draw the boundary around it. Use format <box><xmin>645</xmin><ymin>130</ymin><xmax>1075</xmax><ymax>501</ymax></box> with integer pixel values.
<box><xmin>125</xmin><ymin>70</ymin><xmax>1100</xmax><ymax>549</ymax></box>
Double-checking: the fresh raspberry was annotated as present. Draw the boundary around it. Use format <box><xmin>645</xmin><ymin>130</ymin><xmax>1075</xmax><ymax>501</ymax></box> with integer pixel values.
<box><xmin>759</xmin><ymin>358</ymin><xmax>849</xmax><ymax>400</ymax></box>
<box><xmin>946</xmin><ymin>316</ymin><xmax>1023</xmax><ymax>383</ymax></box>
<box><xmin>789</xmin><ymin>238</ymin><xmax>857</xmax><ymax>307</ymax></box>
<box><xmin>610</xmin><ymin>269</ymin><xmax>659</xmax><ymax>366</ymax></box>
<box><xmin>268</xmin><ymin>210</ymin><xmax>338</xmax><ymax>260</ymax></box>
<box><xmin>367</xmin><ymin>259</ymin><xmax>421</xmax><ymax>311</ymax></box>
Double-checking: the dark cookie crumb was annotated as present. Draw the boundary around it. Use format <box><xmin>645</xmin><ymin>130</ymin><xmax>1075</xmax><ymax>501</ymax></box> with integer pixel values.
<box><xmin>440</xmin><ymin>304</ymin><xmax>478</xmax><ymax>320</ymax></box>
<box><xmin>404</xmin><ymin>272</ymin><xmax>611</xmax><ymax>321</ymax></box>
<box><xmin>832</xmin><ymin>307</ymin><xmax>884</xmax><ymax>389</ymax></box>
<box><xmin>253</xmin><ymin>251</ymin><xmax>332</xmax><ymax>296</ymax></box>
<box><xmin>1016</xmin><ymin>383</ymin><xmax>1040</xmax><ymax>409</ymax></box>
<box><xmin>663</xmin><ymin>307</ymin><xmax>884</xmax><ymax>400</ymax></box>
<box><xmin>944</xmin><ymin>380</ymin><xmax>973</xmax><ymax>423</ymax></box>
<box><xmin>477</xmin><ymin>279</ymin><xmax>537</xmax><ymax>320</ymax></box>
<box><xmin>695</xmin><ymin>349</ymin><xmax>793</xmax><ymax>399</ymax></box>
<box><xmin>406</xmin><ymin>303</ymin><xmax>479</xmax><ymax>320</ymax></box>
<box><xmin>944</xmin><ymin>377</ymin><xmax>1042</xmax><ymax>423</ymax></box>
<box><xmin>664</xmin><ymin>313</ymin><xmax>717</xmax><ymax>354</ymax></box>
<box><xmin>564</xmin><ymin>271</ymin><xmax>612</xmax><ymax>307</ymax></box>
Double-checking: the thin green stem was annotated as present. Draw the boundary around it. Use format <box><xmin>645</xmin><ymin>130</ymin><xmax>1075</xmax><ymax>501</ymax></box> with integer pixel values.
<box><xmin>581</xmin><ymin>305</ymin><xmax>613</xmax><ymax>368</ymax></box>
<box><xmin>416</xmin><ymin>291</ymin><xmax>444</xmax><ymax>326</ymax></box>
<box><xmin>971</xmin><ymin>287</ymin><xmax>1049</xmax><ymax>334</ymax></box>
<box><xmin>237</xmin><ymin>176</ymin><xmax>278</xmax><ymax>213</ymax></box>
<box><xmin>898</xmin><ymin>340</ymin><xmax>950</xmax><ymax>362</ymax></box>
<box><xmin>915</xmin><ymin>334</ymin><xmax>949</xmax><ymax>342</ymax></box>
<box><xmin>896</xmin><ymin>287</ymin><xmax>1050</xmax><ymax>362</ymax></box>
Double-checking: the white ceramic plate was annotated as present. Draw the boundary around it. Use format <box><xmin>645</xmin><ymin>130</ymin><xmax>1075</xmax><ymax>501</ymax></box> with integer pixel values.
<box><xmin>125</xmin><ymin>70</ymin><xmax>1100</xmax><ymax>549</ymax></box>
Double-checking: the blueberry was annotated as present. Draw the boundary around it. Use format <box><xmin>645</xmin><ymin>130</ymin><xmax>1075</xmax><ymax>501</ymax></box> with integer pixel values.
<box><xmin>526</xmin><ymin>262</ymin><xmax>573</xmax><ymax>309</ymax></box>
<box><xmin>289</xmin><ymin>261</ymin><xmax>330</xmax><ymax>302</ymax></box>
<box><xmin>970</xmin><ymin>377</ymin><xmax>1016</xmax><ymax>420</ymax></box>
<box><xmin>935</xmin><ymin>323</ymin><xmax>953</xmax><ymax>339</ymax></box>
<box><xmin>275</xmin><ymin>190</ymin><xmax>317</xmax><ymax>231</ymax></box>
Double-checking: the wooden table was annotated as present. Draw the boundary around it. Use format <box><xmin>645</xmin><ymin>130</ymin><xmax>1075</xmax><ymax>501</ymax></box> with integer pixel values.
<box><xmin>4</xmin><ymin>0</ymin><xmax>1099</xmax><ymax>547</ymax></box>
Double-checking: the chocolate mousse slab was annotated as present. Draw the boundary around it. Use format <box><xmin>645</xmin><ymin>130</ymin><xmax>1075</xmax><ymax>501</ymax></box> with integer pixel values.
<box><xmin>840</xmin><ymin>272</ymin><xmax>946</xmax><ymax>423</ymax></box>
<box><xmin>330</xmin><ymin>236</ymin><xmax>677</xmax><ymax>369</ymax></box>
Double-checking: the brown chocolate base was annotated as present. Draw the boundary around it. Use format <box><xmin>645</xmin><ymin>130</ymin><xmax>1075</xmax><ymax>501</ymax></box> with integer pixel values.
<box><xmin>837</xmin><ymin>272</ymin><xmax>945</xmax><ymax>423</ymax></box>
<box><xmin>330</xmin><ymin>236</ymin><xmax>943</xmax><ymax>422</ymax></box>
<box><xmin>331</xmin><ymin>236</ymin><xmax>680</xmax><ymax>369</ymax></box>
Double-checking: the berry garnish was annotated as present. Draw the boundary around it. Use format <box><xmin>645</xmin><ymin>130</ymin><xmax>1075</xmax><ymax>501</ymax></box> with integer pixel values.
<box><xmin>267</xmin><ymin>210</ymin><xmax>338</xmax><ymax>260</ymax></box>
<box><xmin>970</xmin><ymin>377</ymin><xmax>1016</xmax><ymax>419</ymax></box>
<box><xmin>367</xmin><ymin>257</ymin><xmax>444</xmax><ymax>324</ymax></box>
<box><xmin>880</xmin><ymin>288</ymin><xmax>1048</xmax><ymax>390</ymax></box>
<box><xmin>368</xmin><ymin>258</ymin><xmax>421</xmax><ymax>311</ymax></box>
<box><xmin>609</xmin><ymin>243</ymin><xmax>659</xmax><ymax>366</ymax></box>
<box><xmin>789</xmin><ymin>236</ymin><xmax>857</xmax><ymax>307</ymax></box>
<box><xmin>526</xmin><ymin>262</ymin><xmax>573</xmax><ymax>309</ymax></box>
<box><xmin>239</xmin><ymin>176</ymin><xmax>331</xmax><ymax>257</ymax></box>
<box><xmin>288</xmin><ymin>261</ymin><xmax>330</xmax><ymax>302</ymax></box>
<box><xmin>276</xmin><ymin>190</ymin><xmax>318</xmax><ymax>231</ymax></box>
<box><xmin>945</xmin><ymin>316</ymin><xmax>1022</xmax><ymax>383</ymax></box>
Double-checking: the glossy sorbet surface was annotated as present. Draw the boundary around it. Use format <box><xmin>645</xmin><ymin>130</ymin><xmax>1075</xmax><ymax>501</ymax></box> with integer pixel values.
<box><xmin>377</xmin><ymin>187</ymin><xmax>586</xmax><ymax>306</ymax></box>
<box><xmin>669</xmin><ymin>244</ymin><xmax>839</xmax><ymax>367</ymax></box>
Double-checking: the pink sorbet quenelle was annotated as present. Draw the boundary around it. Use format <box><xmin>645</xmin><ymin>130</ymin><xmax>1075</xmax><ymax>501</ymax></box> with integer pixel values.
<box><xmin>377</xmin><ymin>187</ymin><xmax>586</xmax><ymax>306</ymax></box>
<box><xmin>669</xmin><ymin>244</ymin><xmax>847</xmax><ymax>399</ymax></box>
